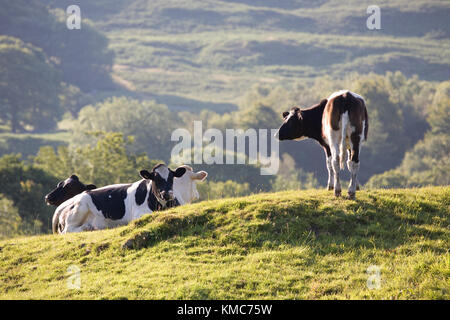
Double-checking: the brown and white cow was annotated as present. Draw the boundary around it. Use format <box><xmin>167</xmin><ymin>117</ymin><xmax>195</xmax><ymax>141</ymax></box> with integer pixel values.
<box><xmin>275</xmin><ymin>90</ymin><xmax>368</xmax><ymax>199</ymax></box>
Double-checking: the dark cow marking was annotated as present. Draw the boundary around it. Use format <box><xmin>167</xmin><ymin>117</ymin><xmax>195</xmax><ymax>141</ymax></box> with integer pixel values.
<box><xmin>135</xmin><ymin>180</ymin><xmax>148</xmax><ymax>206</ymax></box>
<box><xmin>88</xmin><ymin>184</ymin><xmax>132</xmax><ymax>220</ymax></box>
<box><xmin>147</xmin><ymin>191</ymin><xmax>159</xmax><ymax>211</ymax></box>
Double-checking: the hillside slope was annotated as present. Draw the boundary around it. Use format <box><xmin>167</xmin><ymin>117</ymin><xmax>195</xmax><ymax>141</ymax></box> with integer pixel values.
<box><xmin>0</xmin><ymin>187</ymin><xmax>448</xmax><ymax>299</ymax></box>
<box><xmin>37</xmin><ymin>0</ymin><xmax>450</xmax><ymax>111</ymax></box>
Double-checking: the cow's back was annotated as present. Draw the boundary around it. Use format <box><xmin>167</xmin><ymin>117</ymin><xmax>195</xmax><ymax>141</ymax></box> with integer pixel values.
<box><xmin>86</xmin><ymin>184</ymin><xmax>132</xmax><ymax>220</ymax></box>
<box><xmin>322</xmin><ymin>90</ymin><xmax>368</xmax><ymax>139</ymax></box>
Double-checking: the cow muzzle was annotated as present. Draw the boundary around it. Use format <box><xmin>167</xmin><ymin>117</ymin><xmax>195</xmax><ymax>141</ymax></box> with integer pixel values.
<box><xmin>160</xmin><ymin>191</ymin><xmax>174</xmax><ymax>201</ymax></box>
<box><xmin>45</xmin><ymin>195</ymin><xmax>54</xmax><ymax>206</ymax></box>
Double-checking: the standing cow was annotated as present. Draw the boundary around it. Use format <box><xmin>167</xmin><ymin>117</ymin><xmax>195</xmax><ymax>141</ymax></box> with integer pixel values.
<box><xmin>275</xmin><ymin>90</ymin><xmax>368</xmax><ymax>199</ymax></box>
<box><xmin>52</xmin><ymin>164</ymin><xmax>187</xmax><ymax>234</ymax></box>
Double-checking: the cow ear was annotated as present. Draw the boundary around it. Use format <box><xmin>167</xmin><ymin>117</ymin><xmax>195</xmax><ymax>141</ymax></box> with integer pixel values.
<box><xmin>282</xmin><ymin>111</ymin><xmax>289</xmax><ymax>118</ymax></box>
<box><xmin>173</xmin><ymin>167</ymin><xmax>187</xmax><ymax>178</ymax></box>
<box><xmin>140</xmin><ymin>170</ymin><xmax>154</xmax><ymax>180</ymax></box>
<box><xmin>193</xmin><ymin>171</ymin><xmax>208</xmax><ymax>181</ymax></box>
<box><xmin>86</xmin><ymin>184</ymin><xmax>97</xmax><ymax>190</ymax></box>
<box><xmin>70</xmin><ymin>175</ymin><xmax>79</xmax><ymax>181</ymax></box>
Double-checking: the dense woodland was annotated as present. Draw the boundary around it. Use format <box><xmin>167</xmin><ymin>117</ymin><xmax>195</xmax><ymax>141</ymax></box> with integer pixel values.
<box><xmin>0</xmin><ymin>0</ymin><xmax>449</xmax><ymax>238</ymax></box>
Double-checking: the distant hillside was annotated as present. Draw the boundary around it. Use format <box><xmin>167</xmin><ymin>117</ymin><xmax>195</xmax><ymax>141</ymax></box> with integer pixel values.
<box><xmin>0</xmin><ymin>0</ymin><xmax>116</xmax><ymax>92</ymax></box>
<box><xmin>1</xmin><ymin>187</ymin><xmax>448</xmax><ymax>299</ymax></box>
<box><xmin>34</xmin><ymin>0</ymin><xmax>450</xmax><ymax>112</ymax></box>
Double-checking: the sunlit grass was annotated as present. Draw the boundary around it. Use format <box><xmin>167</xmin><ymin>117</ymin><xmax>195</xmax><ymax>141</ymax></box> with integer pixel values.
<box><xmin>1</xmin><ymin>187</ymin><xmax>448</xmax><ymax>299</ymax></box>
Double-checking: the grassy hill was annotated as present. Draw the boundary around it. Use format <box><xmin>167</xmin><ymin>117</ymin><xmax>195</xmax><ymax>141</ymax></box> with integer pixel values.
<box><xmin>38</xmin><ymin>0</ymin><xmax>450</xmax><ymax>112</ymax></box>
<box><xmin>1</xmin><ymin>187</ymin><xmax>448</xmax><ymax>299</ymax></box>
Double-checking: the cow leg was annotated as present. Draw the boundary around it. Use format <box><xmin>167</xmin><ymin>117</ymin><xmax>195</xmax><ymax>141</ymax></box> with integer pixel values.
<box><xmin>347</xmin><ymin>149</ymin><xmax>360</xmax><ymax>190</ymax></box>
<box><xmin>332</xmin><ymin>157</ymin><xmax>341</xmax><ymax>197</ymax></box>
<box><xmin>347</xmin><ymin>132</ymin><xmax>361</xmax><ymax>199</ymax></box>
<box><xmin>324</xmin><ymin>147</ymin><xmax>333</xmax><ymax>190</ymax></box>
<box><xmin>62</xmin><ymin>201</ymin><xmax>91</xmax><ymax>234</ymax></box>
<box><xmin>90</xmin><ymin>216</ymin><xmax>106</xmax><ymax>231</ymax></box>
<box><xmin>326</xmin><ymin>156</ymin><xmax>334</xmax><ymax>190</ymax></box>
<box><xmin>329</xmin><ymin>139</ymin><xmax>341</xmax><ymax>197</ymax></box>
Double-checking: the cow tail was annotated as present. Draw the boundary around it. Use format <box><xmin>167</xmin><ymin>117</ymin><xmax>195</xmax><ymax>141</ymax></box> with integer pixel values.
<box><xmin>339</xmin><ymin>113</ymin><xmax>349</xmax><ymax>170</ymax></box>
<box><xmin>339</xmin><ymin>141</ymin><xmax>345</xmax><ymax>170</ymax></box>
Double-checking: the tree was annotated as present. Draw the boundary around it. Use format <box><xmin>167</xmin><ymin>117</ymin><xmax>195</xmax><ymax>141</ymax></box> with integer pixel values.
<box><xmin>367</xmin><ymin>134</ymin><xmax>450</xmax><ymax>188</ymax></box>
<box><xmin>365</xmin><ymin>170</ymin><xmax>408</xmax><ymax>189</ymax></box>
<box><xmin>271</xmin><ymin>153</ymin><xmax>319</xmax><ymax>191</ymax></box>
<box><xmin>235</xmin><ymin>104</ymin><xmax>280</xmax><ymax>130</ymax></box>
<box><xmin>0</xmin><ymin>196</ymin><xmax>22</xmax><ymax>239</ymax></box>
<box><xmin>72</xmin><ymin>97</ymin><xmax>181</xmax><ymax>162</ymax></box>
<box><xmin>0</xmin><ymin>36</ymin><xmax>62</xmax><ymax>132</ymax></box>
<box><xmin>367</xmin><ymin>83</ymin><xmax>450</xmax><ymax>188</ymax></box>
<box><xmin>34</xmin><ymin>132</ymin><xmax>161</xmax><ymax>187</ymax></box>
<box><xmin>428</xmin><ymin>81</ymin><xmax>450</xmax><ymax>135</ymax></box>
<box><xmin>0</xmin><ymin>154</ymin><xmax>58</xmax><ymax>233</ymax></box>
<box><xmin>353</xmin><ymin>77</ymin><xmax>411</xmax><ymax>180</ymax></box>
<box><xmin>400</xmin><ymin>134</ymin><xmax>450</xmax><ymax>186</ymax></box>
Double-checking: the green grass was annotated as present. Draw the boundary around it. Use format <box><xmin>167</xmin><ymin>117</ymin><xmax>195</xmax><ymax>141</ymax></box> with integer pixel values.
<box><xmin>0</xmin><ymin>187</ymin><xmax>448</xmax><ymax>299</ymax></box>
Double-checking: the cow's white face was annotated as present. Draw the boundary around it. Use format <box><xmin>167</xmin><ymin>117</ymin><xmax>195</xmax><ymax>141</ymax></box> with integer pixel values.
<box><xmin>173</xmin><ymin>166</ymin><xmax>208</xmax><ymax>205</ymax></box>
<box><xmin>154</xmin><ymin>165</ymin><xmax>170</xmax><ymax>180</ymax></box>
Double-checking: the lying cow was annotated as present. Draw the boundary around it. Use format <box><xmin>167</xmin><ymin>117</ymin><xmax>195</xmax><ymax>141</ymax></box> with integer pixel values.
<box><xmin>52</xmin><ymin>164</ymin><xmax>188</xmax><ymax>234</ymax></box>
<box><xmin>276</xmin><ymin>90</ymin><xmax>368</xmax><ymax>199</ymax></box>
<box><xmin>45</xmin><ymin>175</ymin><xmax>97</xmax><ymax>207</ymax></box>
<box><xmin>170</xmin><ymin>165</ymin><xmax>208</xmax><ymax>206</ymax></box>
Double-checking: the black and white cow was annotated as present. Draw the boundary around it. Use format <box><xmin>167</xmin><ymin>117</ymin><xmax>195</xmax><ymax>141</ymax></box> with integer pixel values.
<box><xmin>276</xmin><ymin>90</ymin><xmax>368</xmax><ymax>199</ymax></box>
<box><xmin>45</xmin><ymin>175</ymin><xmax>97</xmax><ymax>207</ymax></box>
<box><xmin>171</xmin><ymin>165</ymin><xmax>208</xmax><ymax>206</ymax></box>
<box><xmin>52</xmin><ymin>164</ymin><xmax>186</xmax><ymax>234</ymax></box>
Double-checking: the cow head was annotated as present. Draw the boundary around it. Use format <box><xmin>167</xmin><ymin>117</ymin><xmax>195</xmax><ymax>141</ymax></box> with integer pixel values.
<box><xmin>45</xmin><ymin>175</ymin><xmax>97</xmax><ymax>206</ymax></box>
<box><xmin>275</xmin><ymin>107</ymin><xmax>305</xmax><ymax>141</ymax></box>
<box><xmin>139</xmin><ymin>164</ymin><xmax>187</xmax><ymax>203</ymax></box>
<box><xmin>173</xmin><ymin>165</ymin><xmax>208</xmax><ymax>205</ymax></box>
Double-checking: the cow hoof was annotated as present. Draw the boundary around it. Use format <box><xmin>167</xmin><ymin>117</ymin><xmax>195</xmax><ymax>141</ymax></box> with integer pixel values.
<box><xmin>356</xmin><ymin>185</ymin><xmax>360</xmax><ymax>191</ymax></box>
<box><xmin>327</xmin><ymin>185</ymin><xmax>334</xmax><ymax>191</ymax></box>
<box><xmin>334</xmin><ymin>190</ymin><xmax>341</xmax><ymax>197</ymax></box>
<box><xmin>348</xmin><ymin>192</ymin><xmax>356</xmax><ymax>200</ymax></box>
